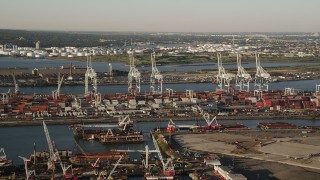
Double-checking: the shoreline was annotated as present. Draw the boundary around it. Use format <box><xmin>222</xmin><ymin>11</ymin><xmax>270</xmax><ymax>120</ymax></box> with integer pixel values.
<box><xmin>0</xmin><ymin>115</ymin><xmax>319</xmax><ymax>127</ymax></box>
<box><xmin>2</xmin><ymin>55</ymin><xmax>320</xmax><ymax>66</ymax></box>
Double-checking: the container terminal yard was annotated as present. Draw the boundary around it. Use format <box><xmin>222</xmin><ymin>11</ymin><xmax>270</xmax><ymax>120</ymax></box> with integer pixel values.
<box><xmin>1</xmin><ymin>53</ymin><xmax>320</xmax><ymax>123</ymax></box>
<box><xmin>1</xmin><ymin>52</ymin><xmax>320</xmax><ymax>180</ymax></box>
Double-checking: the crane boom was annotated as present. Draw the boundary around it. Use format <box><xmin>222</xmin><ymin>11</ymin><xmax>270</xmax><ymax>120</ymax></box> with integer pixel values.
<box><xmin>152</xmin><ymin>134</ymin><xmax>164</xmax><ymax>167</ymax></box>
<box><xmin>118</xmin><ymin>115</ymin><xmax>133</xmax><ymax>130</ymax></box>
<box><xmin>43</xmin><ymin>121</ymin><xmax>72</xmax><ymax>176</ymax></box>
<box><xmin>107</xmin><ymin>155</ymin><xmax>123</xmax><ymax>180</ymax></box>
<box><xmin>151</xmin><ymin>134</ymin><xmax>175</xmax><ymax>176</ymax></box>
<box><xmin>57</xmin><ymin>74</ymin><xmax>64</xmax><ymax>95</ymax></box>
<box><xmin>197</xmin><ymin>105</ymin><xmax>220</xmax><ymax>130</ymax></box>
<box><xmin>12</xmin><ymin>73</ymin><xmax>19</xmax><ymax>94</ymax></box>
<box><xmin>19</xmin><ymin>156</ymin><xmax>36</xmax><ymax>180</ymax></box>
<box><xmin>43</xmin><ymin>121</ymin><xmax>54</xmax><ymax>160</ymax></box>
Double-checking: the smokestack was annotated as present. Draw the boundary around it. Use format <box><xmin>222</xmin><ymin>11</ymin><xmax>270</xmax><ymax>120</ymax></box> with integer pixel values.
<box><xmin>68</xmin><ymin>62</ymin><xmax>73</xmax><ymax>81</ymax></box>
<box><xmin>70</xmin><ymin>62</ymin><xmax>72</xmax><ymax>77</ymax></box>
<box><xmin>34</xmin><ymin>142</ymin><xmax>36</xmax><ymax>165</ymax></box>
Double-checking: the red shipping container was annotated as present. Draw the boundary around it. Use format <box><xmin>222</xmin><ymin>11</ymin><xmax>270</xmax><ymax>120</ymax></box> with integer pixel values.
<box><xmin>257</xmin><ymin>102</ymin><xmax>264</xmax><ymax>107</ymax></box>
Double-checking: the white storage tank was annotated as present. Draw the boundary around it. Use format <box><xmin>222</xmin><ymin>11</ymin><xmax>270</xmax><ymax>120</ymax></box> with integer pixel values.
<box><xmin>77</xmin><ymin>52</ymin><xmax>84</xmax><ymax>57</ymax></box>
<box><xmin>35</xmin><ymin>54</ymin><xmax>42</xmax><ymax>58</ymax></box>
<box><xmin>27</xmin><ymin>52</ymin><xmax>34</xmax><ymax>57</ymax></box>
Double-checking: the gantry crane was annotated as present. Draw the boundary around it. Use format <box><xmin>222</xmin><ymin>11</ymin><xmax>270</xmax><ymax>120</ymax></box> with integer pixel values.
<box><xmin>235</xmin><ymin>53</ymin><xmax>251</xmax><ymax>91</ymax></box>
<box><xmin>254</xmin><ymin>52</ymin><xmax>270</xmax><ymax>94</ymax></box>
<box><xmin>115</xmin><ymin>145</ymin><xmax>159</xmax><ymax>169</ymax></box>
<box><xmin>19</xmin><ymin>156</ymin><xmax>36</xmax><ymax>180</ymax></box>
<box><xmin>285</xmin><ymin>88</ymin><xmax>295</xmax><ymax>95</ymax></box>
<box><xmin>150</xmin><ymin>52</ymin><xmax>163</xmax><ymax>94</ymax></box>
<box><xmin>12</xmin><ymin>73</ymin><xmax>20</xmax><ymax>95</ymax></box>
<box><xmin>85</xmin><ymin>55</ymin><xmax>97</xmax><ymax>97</ymax></box>
<box><xmin>216</xmin><ymin>52</ymin><xmax>234</xmax><ymax>91</ymax></box>
<box><xmin>52</xmin><ymin>73</ymin><xmax>64</xmax><ymax>100</ymax></box>
<box><xmin>186</xmin><ymin>89</ymin><xmax>193</xmax><ymax>99</ymax></box>
<box><xmin>128</xmin><ymin>52</ymin><xmax>141</xmax><ymax>95</ymax></box>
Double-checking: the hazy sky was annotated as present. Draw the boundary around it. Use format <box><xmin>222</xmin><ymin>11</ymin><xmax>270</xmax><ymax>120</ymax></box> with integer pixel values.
<box><xmin>0</xmin><ymin>0</ymin><xmax>319</xmax><ymax>32</ymax></box>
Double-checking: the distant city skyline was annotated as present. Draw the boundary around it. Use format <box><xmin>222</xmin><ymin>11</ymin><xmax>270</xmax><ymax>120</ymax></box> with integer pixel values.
<box><xmin>0</xmin><ymin>0</ymin><xmax>319</xmax><ymax>32</ymax></box>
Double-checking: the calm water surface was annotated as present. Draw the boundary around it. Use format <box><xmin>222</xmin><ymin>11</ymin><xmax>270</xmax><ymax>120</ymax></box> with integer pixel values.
<box><xmin>1</xmin><ymin>56</ymin><xmax>319</xmax><ymax>72</ymax></box>
<box><xmin>1</xmin><ymin>119</ymin><xmax>320</xmax><ymax>164</ymax></box>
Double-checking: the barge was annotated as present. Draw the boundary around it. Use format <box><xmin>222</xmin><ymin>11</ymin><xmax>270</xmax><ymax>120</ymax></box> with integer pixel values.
<box><xmin>71</xmin><ymin>115</ymin><xmax>144</xmax><ymax>143</ymax></box>
<box><xmin>257</xmin><ymin>122</ymin><xmax>299</xmax><ymax>130</ymax></box>
<box><xmin>99</xmin><ymin>129</ymin><xmax>144</xmax><ymax>143</ymax></box>
<box><xmin>69</xmin><ymin>152</ymin><xmax>126</xmax><ymax>166</ymax></box>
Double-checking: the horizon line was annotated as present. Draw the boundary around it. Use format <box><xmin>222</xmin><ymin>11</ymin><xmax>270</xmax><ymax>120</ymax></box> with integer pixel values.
<box><xmin>0</xmin><ymin>28</ymin><xmax>319</xmax><ymax>34</ymax></box>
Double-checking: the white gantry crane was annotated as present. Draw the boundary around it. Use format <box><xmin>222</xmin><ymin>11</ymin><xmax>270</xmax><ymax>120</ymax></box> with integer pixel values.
<box><xmin>285</xmin><ymin>88</ymin><xmax>295</xmax><ymax>95</ymax></box>
<box><xmin>150</xmin><ymin>52</ymin><xmax>163</xmax><ymax>94</ymax></box>
<box><xmin>316</xmin><ymin>84</ymin><xmax>320</xmax><ymax>94</ymax></box>
<box><xmin>43</xmin><ymin>121</ymin><xmax>73</xmax><ymax>178</ymax></box>
<box><xmin>235</xmin><ymin>53</ymin><xmax>251</xmax><ymax>91</ymax></box>
<box><xmin>115</xmin><ymin>145</ymin><xmax>159</xmax><ymax>169</ymax></box>
<box><xmin>216</xmin><ymin>52</ymin><xmax>234</xmax><ymax>91</ymax></box>
<box><xmin>19</xmin><ymin>156</ymin><xmax>36</xmax><ymax>180</ymax></box>
<box><xmin>85</xmin><ymin>55</ymin><xmax>98</xmax><ymax>97</ymax></box>
<box><xmin>52</xmin><ymin>73</ymin><xmax>64</xmax><ymax>100</ymax></box>
<box><xmin>254</xmin><ymin>52</ymin><xmax>270</xmax><ymax>93</ymax></box>
<box><xmin>128</xmin><ymin>52</ymin><xmax>141</xmax><ymax>95</ymax></box>
<box><xmin>12</xmin><ymin>73</ymin><xmax>20</xmax><ymax>95</ymax></box>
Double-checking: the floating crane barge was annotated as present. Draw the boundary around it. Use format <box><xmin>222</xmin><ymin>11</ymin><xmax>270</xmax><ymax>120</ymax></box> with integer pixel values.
<box><xmin>71</xmin><ymin>115</ymin><xmax>144</xmax><ymax>143</ymax></box>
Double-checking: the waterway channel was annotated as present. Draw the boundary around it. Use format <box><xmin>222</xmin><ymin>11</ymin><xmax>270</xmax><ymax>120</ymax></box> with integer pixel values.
<box><xmin>1</xmin><ymin>56</ymin><xmax>319</xmax><ymax>72</ymax></box>
<box><xmin>1</xmin><ymin>119</ymin><xmax>320</xmax><ymax>165</ymax></box>
<box><xmin>1</xmin><ymin>79</ymin><xmax>320</xmax><ymax>95</ymax></box>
